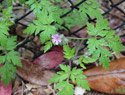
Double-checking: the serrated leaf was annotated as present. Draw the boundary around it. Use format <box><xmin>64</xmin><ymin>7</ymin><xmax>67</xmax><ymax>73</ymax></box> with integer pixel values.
<box><xmin>108</xmin><ymin>36</ymin><xmax>123</xmax><ymax>54</ymax></box>
<box><xmin>54</xmin><ymin>81</ymin><xmax>67</xmax><ymax>89</ymax></box>
<box><xmin>58</xmin><ymin>81</ymin><xmax>74</xmax><ymax>95</ymax></box>
<box><xmin>63</xmin><ymin>44</ymin><xmax>75</xmax><ymax>59</ymax></box>
<box><xmin>0</xmin><ymin>63</ymin><xmax>16</xmax><ymax>86</ymax></box>
<box><xmin>83</xmin><ymin>56</ymin><xmax>96</xmax><ymax>63</ymax></box>
<box><xmin>49</xmin><ymin>72</ymin><xmax>69</xmax><ymax>83</ymax></box>
<box><xmin>105</xmin><ymin>30</ymin><xmax>115</xmax><ymax>39</ymax></box>
<box><xmin>99</xmin><ymin>54</ymin><xmax>110</xmax><ymax>70</ymax></box>
<box><xmin>0</xmin><ymin>22</ymin><xmax>9</xmax><ymax>37</ymax></box>
<box><xmin>31</xmin><ymin>2</ymin><xmax>42</xmax><ymax>14</ymax></box>
<box><xmin>0</xmin><ymin>56</ymin><xmax>6</xmax><ymax>63</ymax></box>
<box><xmin>79</xmin><ymin>56</ymin><xmax>86</xmax><ymax>69</ymax></box>
<box><xmin>6</xmin><ymin>36</ymin><xmax>17</xmax><ymax>50</ymax></box>
<box><xmin>40</xmin><ymin>31</ymin><xmax>51</xmax><ymax>44</ymax></box>
<box><xmin>2</xmin><ymin>7</ymin><xmax>13</xmax><ymax>19</ymax></box>
<box><xmin>97</xmin><ymin>31</ymin><xmax>108</xmax><ymax>37</ymax></box>
<box><xmin>59</xmin><ymin>64</ymin><xmax>70</xmax><ymax>73</ymax></box>
<box><xmin>23</xmin><ymin>24</ymin><xmax>36</xmax><ymax>35</ymax></box>
<box><xmin>44</xmin><ymin>41</ymin><xmax>52</xmax><ymax>53</ymax></box>
<box><xmin>26</xmin><ymin>0</ymin><xmax>36</xmax><ymax>5</ymax></box>
<box><xmin>87</xmin><ymin>38</ymin><xmax>97</xmax><ymax>55</ymax></box>
<box><xmin>78</xmin><ymin>79</ymin><xmax>90</xmax><ymax>90</ymax></box>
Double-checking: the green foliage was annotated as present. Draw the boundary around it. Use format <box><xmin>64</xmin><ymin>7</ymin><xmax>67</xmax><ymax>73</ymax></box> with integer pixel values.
<box><xmin>0</xmin><ymin>62</ymin><xmax>17</xmax><ymax>86</ymax></box>
<box><xmin>64</xmin><ymin>9</ymin><xmax>87</xmax><ymax>29</ymax></box>
<box><xmin>0</xmin><ymin>1</ymin><xmax>123</xmax><ymax>95</ymax></box>
<box><xmin>79</xmin><ymin>0</ymin><xmax>103</xmax><ymax>20</ymax></box>
<box><xmin>44</xmin><ymin>41</ymin><xmax>52</xmax><ymax>53</ymax></box>
<box><xmin>24</xmin><ymin>0</ymin><xmax>63</xmax><ymax>45</ymax></box>
<box><xmin>24</xmin><ymin>12</ymin><xmax>56</xmax><ymax>44</ymax></box>
<box><xmin>49</xmin><ymin>64</ymin><xmax>90</xmax><ymax>95</ymax></box>
<box><xmin>2</xmin><ymin>0</ymin><xmax>26</xmax><ymax>7</ymax></box>
<box><xmin>0</xmin><ymin>7</ymin><xmax>13</xmax><ymax>38</ymax></box>
<box><xmin>83</xmin><ymin>19</ymin><xmax>123</xmax><ymax>70</ymax></box>
<box><xmin>79</xmin><ymin>56</ymin><xmax>86</xmax><ymax>69</ymax></box>
<box><xmin>63</xmin><ymin>44</ymin><xmax>75</xmax><ymax>59</ymax></box>
<box><xmin>0</xmin><ymin>7</ymin><xmax>22</xmax><ymax>86</ymax></box>
<box><xmin>71</xmin><ymin>67</ymin><xmax>90</xmax><ymax>90</ymax></box>
<box><xmin>0</xmin><ymin>37</ymin><xmax>22</xmax><ymax>86</ymax></box>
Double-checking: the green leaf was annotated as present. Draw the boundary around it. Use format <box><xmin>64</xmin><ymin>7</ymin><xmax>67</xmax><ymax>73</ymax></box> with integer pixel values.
<box><xmin>0</xmin><ymin>63</ymin><xmax>17</xmax><ymax>86</ymax></box>
<box><xmin>31</xmin><ymin>2</ymin><xmax>42</xmax><ymax>14</ymax></box>
<box><xmin>57</xmin><ymin>81</ymin><xmax>74</xmax><ymax>95</ymax></box>
<box><xmin>26</xmin><ymin>0</ymin><xmax>36</xmax><ymax>5</ymax></box>
<box><xmin>99</xmin><ymin>54</ymin><xmax>110</xmax><ymax>70</ymax></box>
<box><xmin>105</xmin><ymin>30</ymin><xmax>115</xmax><ymax>39</ymax></box>
<box><xmin>49</xmin><ymin>65</ymin><xmax>70</xmax><ymax>83</ymax></box>
<box><xmin>40</xmin><ymin>31</ymin><xmax>51</xmax><ymax>44</ymax></box>
<box><xmin>0</xmin><ymin>56</ymin><xmax>6</xmax><ymax>63</ymax></box>
<box><xmin>59</xmin><ymin>64</ymin><xmax>70</xmax><ymax>73</ymax></box>
<box><xmin>63</xmin><ymin>44</ymin><xmax>75</xmax><ymax>59</ymax></box>
<box><xmin>108</xmin><ymin>36</ymin><xmax>123</xmax><ymax>54</ymax></box>
<box><xmin>0</xmin><ymin>22</ymin><xmax>9</xmax><ymax>38</ymax></box>
<box><xmin>19</xmin><ymin>0</ymin><xmax>26</xmax><ymax>4</ymax></box>
<box><xmin>5</xmin><ymin>36</ymin><xmax>17</xmax><ymax>50</ymax></box>
<box><xmin>32</xmin><ymin>13</ymin><xmax>56</xmax><ymax>44</ymax></box>
<box><xmin>70</xmin><ymin>67</ymin><xmax>89</xmax><ymax>90</ymax></box>
<box><xmin>87</xmin><ymin>38</ymin><xmax>97</xmax><ymax>55</ymax></box>
<box><xmin>23</xmin><ymin>24</ymin><xmax>36</xmax><ymax>35</ymax></box>
<box><xmin>44</xmin><ymin>41</ymin><xmax>52</xmax><ymax>53</ymax></box>
<box><xmin>2</xmin><ymin>6</ymin><xmax>13</xmax><ymax>20</ymax></box>
<box><xmin>77</xmin><ymin>79</ymin><xmax>90</xmax><ymax>90</ymax></box>
<box><xmin>5</xmin><ymin>0</ymin><xmax>13</xmax><ymax>6</ymax></box>
<box><xmin>83</xmin><ymin>56</ymin><xmax>96</xmax><ymax>63</ymax></box>
<box><xmin>79</xmin><ymin>0</ymin><xmax>102</xmax><ymax>20</ymax></box>
<box><xmin>79</xmin><ymin>56</ymin><xmax>86</xmax><ymax>69</ymax></box>
<box><xmin>54</xmin><ymin>81</ymin><xmax>67</xmax><ymax>89</ymax></box>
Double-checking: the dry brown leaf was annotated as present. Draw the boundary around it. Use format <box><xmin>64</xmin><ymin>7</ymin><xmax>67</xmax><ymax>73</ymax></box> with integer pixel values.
<box><xmin>13</xmin><ymin>86</ymin><xmax>24</xmax><ymax>95</ymax></box>
<box><xmin>83</xmin><ymin>57</ymin><xmax>125</xmax><ymax>94</ymax></box>
<box><xmin>17</xmin><ymin>59</ymin><xmax>55</xmax><ymax>86</ymax></box>
<box><xmin>25</xmin><ymin>84</ymin><xmax>41</xmax><ymax>91</ymax></box>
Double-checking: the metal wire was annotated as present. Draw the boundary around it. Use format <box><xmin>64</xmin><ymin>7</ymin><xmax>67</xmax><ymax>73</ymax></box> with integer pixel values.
<box><xmin>61</xmin><ymin>0</ymin><xmax>125</xmax><ymax>37</ymax></box>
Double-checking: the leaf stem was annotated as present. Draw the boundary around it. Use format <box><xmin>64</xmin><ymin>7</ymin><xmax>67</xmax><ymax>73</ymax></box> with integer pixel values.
<box><xmin>67</xmin><ymin>37</ymin><xmax>89</xmax><ymax>40</ymax></box>
<box><xmin>68</xmin><ymin>59</ymin><xmax>72</xmax><ymax>81</ymax></box>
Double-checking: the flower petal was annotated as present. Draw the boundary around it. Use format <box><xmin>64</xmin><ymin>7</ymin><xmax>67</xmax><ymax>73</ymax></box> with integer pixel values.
<box><xmin>55</xmin><ymin>34</ymin><xmax>58</xmax><ymax>38</ymax></box>
<box><xmin>51</xmin><ymin>34</ymin><xmax>61</xmax><ymax>45</ymax></box>
<box><xmin>52</xmin><ymin>39</ymin><xmax>56</xmax><ymax>43</ymax></box>
<box><xmin>55</xmin><ymin>41</ymin><xmax>59</xmax><ymax>45</ymax></box>
<box><xmin>51</xmin><ymin>35</ymin><xmax>55</xmax><ymax>39</ymax></box>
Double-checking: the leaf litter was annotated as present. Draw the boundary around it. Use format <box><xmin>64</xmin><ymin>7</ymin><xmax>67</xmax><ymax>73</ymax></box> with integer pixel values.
<box><xmin>0</xmin><ymin>0</ymin><xmax>124</xmax><ymax>95</ymax></box>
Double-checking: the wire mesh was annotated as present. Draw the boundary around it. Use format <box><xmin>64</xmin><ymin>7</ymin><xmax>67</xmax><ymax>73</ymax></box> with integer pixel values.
<box><xmin>11</xmin><ymin>0</ymin><xmax>125</xmax><ymax>57</ymax></box>
<box><xmin>60</xmin><ymin>0</ymin><xmax>125</xmax><ymax>37</ymax></box>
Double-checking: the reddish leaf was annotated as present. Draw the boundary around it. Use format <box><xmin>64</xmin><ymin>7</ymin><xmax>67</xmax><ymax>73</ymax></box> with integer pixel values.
<box><xmin>51</xmin><ymin>43</ymin><xmax>72</xmax><ymax>53</ymax></box>
<box><xmin>121</xmin><ymin>39</ymin><xmax>125</xmax><ymax>43</ymax></box>
<box><xmin>17</xmin><ymin>59</ymin><xmax>55</xmax><ymax>86</ymax></box>
<box><xmin>51</xmin><ymin>46</ymin><xmax>64</xmax><ymax>53</ymax></box>
<box><xmin>0</xmin><ymin>82</ymin><xmax>12</xmax><ymax>95</ymax></box>
<box><xmin>33</xmin><ymin>51</ymin><xmax>64</xmax><ymax>69</ymax></box>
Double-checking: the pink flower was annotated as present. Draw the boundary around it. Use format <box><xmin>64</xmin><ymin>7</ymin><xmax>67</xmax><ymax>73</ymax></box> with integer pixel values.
<box><xmin>51</xmin><ymin>34</ymin><xmax>61</xmax><ymax>45</ymax></box>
